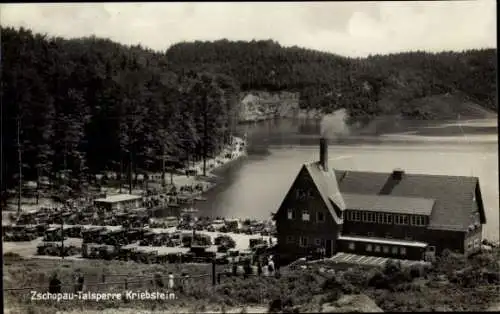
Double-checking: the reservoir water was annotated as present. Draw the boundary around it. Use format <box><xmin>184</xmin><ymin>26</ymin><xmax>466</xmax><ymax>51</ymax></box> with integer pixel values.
<box><xmin>194</xmin><ymin>118</ymin><xmax>499</xmax><ymax>242</ymax></box>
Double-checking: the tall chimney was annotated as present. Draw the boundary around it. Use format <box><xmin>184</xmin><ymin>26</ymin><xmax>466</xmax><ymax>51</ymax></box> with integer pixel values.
<box><xmin>320</xmin><ymin>137</ymin><xmax>328</xmax><ymax>171</ymax></box>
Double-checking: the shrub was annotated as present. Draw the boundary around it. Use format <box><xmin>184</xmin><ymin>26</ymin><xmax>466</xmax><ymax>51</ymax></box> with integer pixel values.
<box><xmin>368</xmin><ymin>271</ymin><xmax>390</xmax><ymax>290</ymax></box>
<box><xmin>3</xmin><ymin>252</ymin><xmax>23</xmax><ymax>264</ymax></box>
<box><xmin>383</xmin><ymin>259</ymin><xmax>402</xmax><ymax>276</ymax></box>
<box><xmin>409</xmin><ymin>265</ymin><xmax>424</xmax><ymax>279</ymax></box>
<box><xmin>322</xmin><ymin>289</ymin><xmax>343</xmax><ymax>303</ymax></box>
<box><xmin>269</xmin><ymin>298</ymin><xmax>283</xmax><ymax>313</ymax></box>
<box><xmin>342</xmin><ymin>267</ymin><xmax>370</xmax><ymax>287</ymax></box>
<box><xmin>341</xmin><ymin>282</ymin><xmax>360</xmax><ymax>294</ymax></box>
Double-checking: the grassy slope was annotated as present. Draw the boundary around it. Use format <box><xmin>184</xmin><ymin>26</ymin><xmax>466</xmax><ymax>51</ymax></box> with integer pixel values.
<box><xmin>4</xmin><ymin>247</ymin><xmax>500</xmax><ymax>313</ymax></box>
<box><xmin>351</xmin><ymin>93</ymin><xmax>498</xmax><ymax>136</ymax></box>
<box><xmin>402</xmin><ymin>93</ymin><xmax>497</xmax><ymax>120</ymax></box>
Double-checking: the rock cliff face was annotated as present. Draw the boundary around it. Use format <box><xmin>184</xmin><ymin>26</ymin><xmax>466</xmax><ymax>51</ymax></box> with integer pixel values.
<box><xmin>238</xmin><ymin>91</ymin><xmax>300</xmax><ymax>123</ymax></box>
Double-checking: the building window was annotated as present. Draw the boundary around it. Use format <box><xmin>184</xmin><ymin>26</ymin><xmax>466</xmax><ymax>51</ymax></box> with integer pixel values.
<box><xmin>302</xmin><ymin>210</ymin><xmax>310</xmax><ymax>221</ymax></box>
<box><xmin>317</xmin><ymin>212</ymin><xmax>325</xmax><ymax>223</ymax></box>
<box><xmin>474</xmin><ymin>239</ymin><xmax>480</xmax><ymax>248</ymax></box>
<box><xmin>367</xmin><ymin>212</ymin><xmax>374</xmax><ymax>223</ymax></box>
<box><xmin>383</xmin><ymin>246</ymin><xmax>389</xmax><ymax>253</ymax></box>
<box><xmin>362</xmin><ymin>212</ymin><xmax>367</xmax><ymax>222</ymax></box>
<box><xmin>410</xmin><ymin>216</ymin><xmax>416</xmax><ymax>225</ymax></box>
<box><xmin>387</xmin><ymin>214</ymin><xmax>393</xmax><ymax>224</ymax></box>
<box><xmin>419</xmin><ymin>216</ymin><xmax>426</xmax><ymax>226</ymax></box>
<box><xmin>395</xmin><ymin>215</ymin><xmax>408</xmax><ymax>225</ymax></box>
<box><xmin>375</xmin><ymin>245</ymin><xmax>381</xmax><ymax>252</ymax></box>
<box><xmin>287</xmin><ymin>209</ymin><xmax>295</xmax><ymax>220</ymax></box>
<box><xmin>295</xmin><ymin>190</ymin><xmax>301</xmax><ymax>199</ymax></box>
<box><xmin>348</xmin><ymin>242</ymin><xmax>355</xmax><ymax>250</ymax></box>
<box><xmin>286</xmin><ymin>236</ymin><xmax>294</xmax><ymax>243</ymax></box>
<box><xmin>391</xmin><ymin>247</ymin><xmax>398</xmax><ymax>254</ymax></box>
<box><xmin>377</xmin><ymin>213</ymin><xmax>384</xmax><ymax>223</ymax></box>
<box><xmin>299</xmin><ymin>237</ymin><xmax>308</xmax><ymax>247</ymax></box>
<box><xmin>366</xmin><ymin>244</ymin><xmax>373</xmax><ymax>252</ymax></box>
<box><xmin>315</xmin><ymin>238</ymin><xmax>321</xmax><ymax>246</ymax></box>
<box><xmin>400</xmin><ymin>247</ymin><xmax>407</xmax><ymax>255</ymax></box>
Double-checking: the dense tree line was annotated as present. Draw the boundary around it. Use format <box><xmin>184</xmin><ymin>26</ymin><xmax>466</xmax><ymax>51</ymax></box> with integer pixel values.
<box><xmin>166</xmin><ymin>40</ymin><xmax>496</xmax><ymax>124</ymax></box>
<box><xmin>1</xmin><ymin>28</ymin><xmax>496</xmax><ymax>195</ymax></box>
<box><xmin>1</xmin><ymin>27</ymin><xmax>240</xmax><ymax>194</ymax></box>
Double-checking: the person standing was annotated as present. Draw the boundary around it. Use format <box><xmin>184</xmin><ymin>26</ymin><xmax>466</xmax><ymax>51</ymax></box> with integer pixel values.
<box><xmin>263</xmin><ymin>260</ymin><xmax>269</xmax><ymax>277</ymax></box>
<box><xmin>73</xmin><ymin>271</ymin><xmax>80</xmax><ymax>294</ymax></box>
<box><xmin>77</xmin><ymin>273</ymin><xmax>84</xmax><ymax>292</ymax></box>
<box><xmin>257</xmin><ymin>260</ymin><xmax>263</xmax><ymax>276</ymax></box>
<box><xmin>268</xmin><ymin>256</ymin><xmax>275</xmax><ymax>277</ymax></box>
<box><xmin>49</xmin><ymin>273</ymin><xmax>61</xmax><ymax>294</ymax></box>
<box><xmin>168</xmin><ymin>272</ymin><xmax>175</xmax><ymax>290</ymax></box>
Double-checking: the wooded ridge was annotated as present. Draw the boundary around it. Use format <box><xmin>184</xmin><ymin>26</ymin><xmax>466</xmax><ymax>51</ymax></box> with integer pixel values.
<box><xmin>1</xmin><ymin>27</ymin><xmax>497</xmax><ymax>193</ymax></box>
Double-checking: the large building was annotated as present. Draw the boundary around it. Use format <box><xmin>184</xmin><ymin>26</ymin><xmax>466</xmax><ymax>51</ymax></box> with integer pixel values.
<box><xmin>274</xmin><ymin>138</ymin><xmax>487</xmax><ymax>261</ymax></box>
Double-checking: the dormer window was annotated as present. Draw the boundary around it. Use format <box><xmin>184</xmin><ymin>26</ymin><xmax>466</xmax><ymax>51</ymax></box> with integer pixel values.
<box><xmin>287</xmin><ymin>209</ymin><xmax>296</xmax><ymax>220</ymax></box>
<box><xmin>302</xmin><ymin>210</ymin><xmax>310</xmax><ymax>221</ymax></box>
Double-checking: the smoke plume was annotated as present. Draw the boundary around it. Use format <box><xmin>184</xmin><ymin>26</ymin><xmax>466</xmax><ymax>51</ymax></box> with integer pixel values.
<box><xmin>320</xmin><ymin>108</ymin><xmax>350</xmax><ymax>139</ymax></box>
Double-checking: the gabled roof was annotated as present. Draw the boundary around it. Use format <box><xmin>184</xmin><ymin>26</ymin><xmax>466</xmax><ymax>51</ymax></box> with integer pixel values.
<box><xmin>304</xmin><ymin>162</ymin><xmax>346</xmax><ymax>223</ymax></box>
<box><xmin>342</xmin><ymin>193</ymin><xmax>435</xmax><ymax>215</ymax></box>
<box><xmin>334</xmin><ymin>170</ymin><xmax>484</xmax><ymax>232</ymax></box>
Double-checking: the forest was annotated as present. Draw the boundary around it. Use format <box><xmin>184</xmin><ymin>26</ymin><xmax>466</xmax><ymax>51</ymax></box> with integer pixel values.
<box><xmin>1</xmin><ymin>27</ymin><xmax>497</xmax><ymax>194</ymax></box>
<box><xmin>1</xmin><ymin>27</ymin><xmax>240</xmax><ymax>195</ymax></box>
<box><xmin>167</xmin><ymin>40</ymin><xmax>496</xmax><ymax>124</ymax></box>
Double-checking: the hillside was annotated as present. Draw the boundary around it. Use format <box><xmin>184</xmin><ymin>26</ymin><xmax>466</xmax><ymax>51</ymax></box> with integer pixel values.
<box><xmin>4</xmin><ymin>246</ymin><xmax>499</xmax><ymax>313</ymax></box>
<box><xmin>165</xmin><ymin>40</ymin><xmax>497</xmax><ymax>124</ymax></box>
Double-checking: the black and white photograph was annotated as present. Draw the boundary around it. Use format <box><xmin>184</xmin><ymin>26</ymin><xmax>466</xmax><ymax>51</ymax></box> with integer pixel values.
<box><xmin>1</xmin><ymin>1</ymin><xmax>498</xmax><ymax>313</ymax></box>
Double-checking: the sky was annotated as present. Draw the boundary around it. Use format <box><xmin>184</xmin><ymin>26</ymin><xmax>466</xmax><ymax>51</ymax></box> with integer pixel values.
<box><xmin>0</xmin><ymin>1</ymin><xmax>496</xmax><ymax>57</ymax></box>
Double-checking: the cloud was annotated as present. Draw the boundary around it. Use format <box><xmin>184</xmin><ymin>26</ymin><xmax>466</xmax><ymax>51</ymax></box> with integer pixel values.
<box><xmin>0</xmin><ymin>1</ymin><xmax>496</xmax><ymax>57</ymax></box>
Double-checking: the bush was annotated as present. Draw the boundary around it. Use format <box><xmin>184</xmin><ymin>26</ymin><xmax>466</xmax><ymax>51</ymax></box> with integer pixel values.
<box><xmin>383</xmin><ymin>259</ymin><xmax>402</xmax><ymax>276</ymax></box>
<box><xmin>322</xmin><ymin>276</ymin><xmax>343</xmax><ymax>290</ymax></box>
<box><xmin>409</xmin><ymin>265</ymin><xmax>424</xmax><ymax>279</ymax></box>
<box><xmin>368</xmin><ymin>271</ymin><xmax>389</xmax><ymax>289</ymax></box>
<box><xmin>341</xmin><ymin>282</ymin><xmax>360</xmax><ymax>294</ymax></box>
<box><xmin>3</xmin><ymin>252</ymin><xmax>22</xmax><ymax>261</ymax></box>
<box><xmin>321</xmin><ymin>289</ymin><xmax>343</xmax><ymax>303</ymax></box>
<box><xmin>268</xmin><ymin>298</ymin><xmax>283</xmax><ymax>313</ymax></box>
<box><xmin>342</xmin><ymin>268</ymin><xmax>370</xmax><ymax>287</ymax></box>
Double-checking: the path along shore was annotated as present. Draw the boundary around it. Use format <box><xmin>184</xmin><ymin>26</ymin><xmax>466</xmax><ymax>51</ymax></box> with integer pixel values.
<box><xmin>3</xmin><ymin>136</ymin><xmax>247</xmax><ymax>216</ymax></box>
